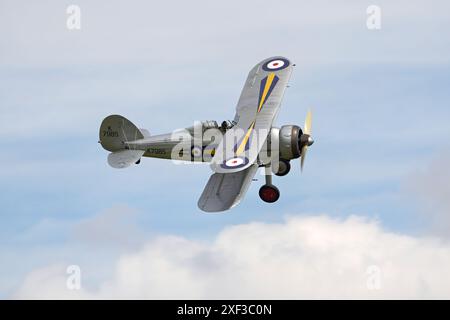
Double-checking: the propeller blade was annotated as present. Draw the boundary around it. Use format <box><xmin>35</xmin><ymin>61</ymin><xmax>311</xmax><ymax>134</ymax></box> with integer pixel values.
<box><xmin>301</xmin><ymin>145</ymin><xmax>308</xmax><ymax>171</ymax></box>
<box><xmin>304</xmin><ymin>110</ymin><xmax>312</xmax><ymax>135</ymax></box>
<box><xmin>300</xmin><ymin>110</ymin><xmax>313</xmax><ymax>172</ymax></box>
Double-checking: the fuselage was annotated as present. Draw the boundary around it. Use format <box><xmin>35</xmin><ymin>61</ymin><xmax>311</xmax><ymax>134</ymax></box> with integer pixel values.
<box><xmin>126</xmin><ymin>120</ymin><xmax>225</xmax><ymax>162</ymax></box>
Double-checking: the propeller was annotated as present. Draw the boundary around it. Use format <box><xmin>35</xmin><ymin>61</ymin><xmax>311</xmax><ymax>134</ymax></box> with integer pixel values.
<box><xmin>299</xmin><ymin>110</ymin><xmax>314</xmax><ymax>171</ymax></box>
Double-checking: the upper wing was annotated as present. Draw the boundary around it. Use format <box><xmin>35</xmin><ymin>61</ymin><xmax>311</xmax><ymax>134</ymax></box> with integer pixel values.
<box><xmin>198</xmin><ymin>164</ymin><xmax>258</xmax><ymax>213</ymax></box>
<box><xmin>210</xmin><ymin>56</ymin><xmax>293</xmax><ymax>174</ymax></box>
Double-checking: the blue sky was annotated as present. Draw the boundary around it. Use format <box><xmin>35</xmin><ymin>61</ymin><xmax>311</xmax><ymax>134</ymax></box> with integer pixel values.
<box><xmin>1</xmin><ymin>0</ymin><xmax>450</xmax><ymax>298</ymax></box>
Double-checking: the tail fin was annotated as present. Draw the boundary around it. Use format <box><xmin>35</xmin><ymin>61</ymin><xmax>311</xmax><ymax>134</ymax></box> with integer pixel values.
<box><xmin>99</xmin><ymin>115</ymin><xmax>145</xmax><ymax>152</ymax></box>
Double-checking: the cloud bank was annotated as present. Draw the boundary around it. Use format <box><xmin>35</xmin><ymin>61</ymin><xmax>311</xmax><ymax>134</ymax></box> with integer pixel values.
<box><xmin>13</xmin><ymin>214</ymin><xmax>450</xmax><ymax>299</ymax></box>
<box><xmin>405</xmin><ymin>152</ymin><xmax>450</xmax><ymax>238</ymax></box>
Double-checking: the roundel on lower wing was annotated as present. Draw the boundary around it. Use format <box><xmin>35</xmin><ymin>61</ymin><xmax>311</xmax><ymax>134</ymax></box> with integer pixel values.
<box><xmin>262</xmin><ymin>58</ymin><xmax>290</xmax><ymax>72</ymax></box>
<box><xmin>220</xmin><ymin>156</ymin><xmax>249</xmax><ymax>170</ymax></box>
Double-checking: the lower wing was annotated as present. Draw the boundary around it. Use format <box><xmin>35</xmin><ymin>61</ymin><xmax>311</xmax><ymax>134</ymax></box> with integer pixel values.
<box><xmin>198</xmin><ymin>164</ymin><xmax>258</xmax><ymax>213</ymax></box>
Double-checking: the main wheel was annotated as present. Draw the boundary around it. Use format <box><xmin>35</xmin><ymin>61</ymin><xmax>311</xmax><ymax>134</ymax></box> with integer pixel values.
<box><xmin>274</xmin><ymin>159</ymin><xmax>291</xmax><ymax>176</ymax></box>
<box><xmin>259</xmin><ymin>184</ymin><xmax>280</xmax><ymax>203</ymax></box>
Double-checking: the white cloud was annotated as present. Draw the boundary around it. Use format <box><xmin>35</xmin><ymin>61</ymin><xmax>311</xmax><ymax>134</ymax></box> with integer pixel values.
<box><xmin>12</xmin><ymin>214</ymin><xmax>450</xmax><ymax>299</ymax></box>
<box><xmin>404</xmin><ymin>151</ymin><xmax>450</xmax><ymax>238</ymax></box>
<box><xmin>71</xmin><ymin>205</ymin><xmax>145</xmax><ymax>248</ymax></box>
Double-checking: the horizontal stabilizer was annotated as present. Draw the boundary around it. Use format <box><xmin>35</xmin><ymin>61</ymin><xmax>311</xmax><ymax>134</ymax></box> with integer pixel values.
<box><xmin>107</xmin><ymin>150</ymin><xmax>145</xmax><ymax>169</ymax></box>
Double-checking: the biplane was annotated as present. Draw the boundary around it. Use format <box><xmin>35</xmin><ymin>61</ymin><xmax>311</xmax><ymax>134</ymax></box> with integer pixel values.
<box><xmin>99</xmin><ymin>57</ymin><xmax>314</xmax><ymax>212</ymax></box>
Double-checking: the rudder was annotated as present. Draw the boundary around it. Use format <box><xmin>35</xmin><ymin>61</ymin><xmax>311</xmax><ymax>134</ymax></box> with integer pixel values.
<box><xmin>99</xmin><ymin>115</ymin><xmax>144</xmax><ymax>152</ymax></box>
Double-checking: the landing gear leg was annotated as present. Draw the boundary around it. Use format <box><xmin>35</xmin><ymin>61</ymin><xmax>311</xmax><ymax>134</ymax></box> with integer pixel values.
<box><xmin>259</xmin><ymin>164</ymin><xmax>280</xmax><ymax>203</ymax></box>
<box><xmin>265</xmin><ymin>165</ymin><xmax>272</xmax><ymax>185</ymax></box>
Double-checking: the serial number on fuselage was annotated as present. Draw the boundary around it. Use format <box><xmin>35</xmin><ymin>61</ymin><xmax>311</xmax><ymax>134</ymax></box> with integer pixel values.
<box><xmin>147</xmin><ymin>148</ymin><xmax>167</xmax><ymax>155</ymax></box>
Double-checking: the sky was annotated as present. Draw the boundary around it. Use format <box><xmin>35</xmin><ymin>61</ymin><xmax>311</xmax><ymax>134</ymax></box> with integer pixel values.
<box><xmin>1</xmin><ymin>0</ymin><xmax>450</xmax><ymax>299</ymax></box>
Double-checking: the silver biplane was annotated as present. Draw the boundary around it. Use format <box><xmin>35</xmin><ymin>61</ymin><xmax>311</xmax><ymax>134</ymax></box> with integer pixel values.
<box><xmin>99</xmin><ymin>57</ymin><xmax>314</xmax><ymax>212</ymax></box>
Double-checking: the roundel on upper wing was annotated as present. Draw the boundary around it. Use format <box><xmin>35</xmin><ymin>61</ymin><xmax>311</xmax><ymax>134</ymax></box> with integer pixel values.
<box><xmin>262</xmin><ymin>58</ymin><xmax>290</xmax><ymax>72</ymax></box>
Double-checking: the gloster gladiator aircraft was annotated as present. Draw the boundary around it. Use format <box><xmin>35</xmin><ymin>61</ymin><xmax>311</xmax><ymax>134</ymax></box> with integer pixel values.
<box><xmin>99</xmin><ymin>56</ymin><xmax>314</xmax><ymax>212</ymax></box>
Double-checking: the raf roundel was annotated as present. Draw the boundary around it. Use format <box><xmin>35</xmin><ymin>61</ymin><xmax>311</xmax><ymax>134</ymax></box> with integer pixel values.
<box><xmin>262</xmin><ymin>58</ymin><xmax>290</xmax><ymax>72</ymax></box>
<box><xmin>220</xmin><ymin>156</ymin><xmax>250</xmax><ymax>169</ymax></box>
<box><xmin>226</xmin><ymin>157</ymin><xmax>244</xmax><ymax>167</ymax></box>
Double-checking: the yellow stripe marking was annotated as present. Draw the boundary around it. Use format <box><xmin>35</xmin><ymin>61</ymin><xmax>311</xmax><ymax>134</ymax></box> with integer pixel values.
<box><xmin>235</xmin><ymin>121</ymin><xmax>255</xmax><ymax>156</ymax></box>
<box><xmin>234</xmin><ymin>73</ymin><xmax>276</xmax><ymax>157</ymax></box>
<box><xmin>257</xmin><ymin>73</ymin><xmax>276</xmax><ymax>112</ymax></box>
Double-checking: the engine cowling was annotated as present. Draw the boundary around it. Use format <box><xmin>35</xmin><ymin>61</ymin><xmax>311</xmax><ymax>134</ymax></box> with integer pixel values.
<box><xmin>277</xmin><ymin>125</ymin><xmax>303</xmax><ymax>160</ymax></box>
<box><xmin>267</xmin><ymin>112</ymin><xmax>315</xmax><ymax>174</ymax></box>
